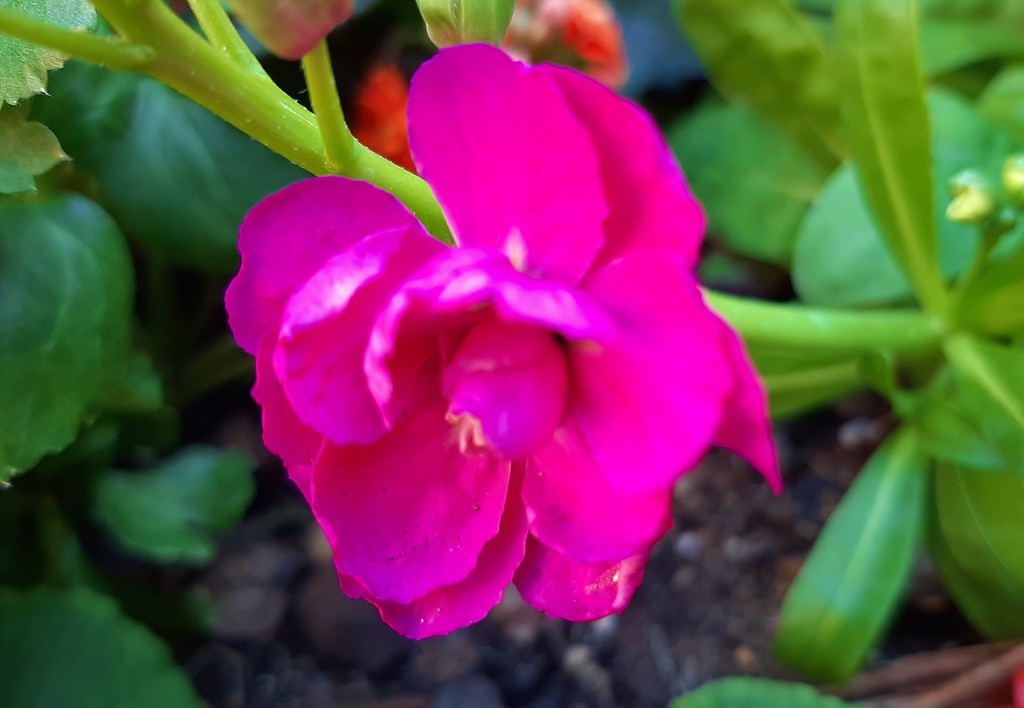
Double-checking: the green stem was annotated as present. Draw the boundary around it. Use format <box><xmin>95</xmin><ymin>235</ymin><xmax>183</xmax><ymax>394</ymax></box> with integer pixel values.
<box><xmin>947</xmin><ymin>222</ymin><xmax>1005</xmax><ymax>320</ymax></box>
<box><xmin>23</xmin><ymin>0</ymin><xmax>453</xmax><ymax>243</ymax></box>
<box><xmin>186</xmin><ymin>0</ymin><xmax>265</xmax><ymax>75</ymax></box>
<box><xmin>762</xmin><ymin>360</ymin><xmax>862</xmax><ymax>395</ymax></box>
<box><xmin>704</xmin><ymin>289</ymin><xmax>942</xmax><ymax>353</ymax></box>
<box><xmin>0</xmin><ymin>8</ymin><xmax>155</xmax><ymax>70</ymax></box>
<box><xmin>301</xmin><ymin>40</ymin><xmax>354</xmax><ymax>172</ymax></box>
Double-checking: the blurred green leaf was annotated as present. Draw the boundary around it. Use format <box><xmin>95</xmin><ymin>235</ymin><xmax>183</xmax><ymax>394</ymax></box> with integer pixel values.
<box><xmin>959</xmin><ymin>229</ymin><xmax>1024</xmax><ymax>336</ymax></box>
<box><xmin>930</xmin><ymin>461</ymin><xmax>1024</xmax><ymax>639</ymax></box>
<box><xmin>33</xmin><ymin>62</ymin><xmax>308</xmax><ymax>272</ymax></box>
<box><xmin>104</xmin><ymin>350</ymin><xmax>164</xmax><ymax>414</ymax></box>
<box><xmin>668</xmin><ymin>100</ymin><xmax>827</xmax><ymax>265</ymax></box>
<box><xmin>669</xmin><ymin>677</ymin><xmax>859</xmax><ymax>707</ymax></box>
<box><xmin>0</xmin><ymin>0</ymin><xmax>95</xmax><ymax>104</ymax></box>
<box><xmin>95</xmin><ymin>446</ymin><xmax>255</xmax><ymax>565</ymax></box>
<box><xmin>793</xmin><ymin>91</ymin><xmax>1007</xmax><ymax>307</ymax></box>
<box><xmin>0</xmin><ymin>196</ymin><xmax>133</xmax><ymax>479</ymax></box>
<box><xmin>0</xmin><ymin>587</ymin><xmax>200</xmax><ymax>707</ymax></box>
<box><xmin>676</xmin><ymin>0</ymin><xmax>843</xmax><ymax>168</ymax></box>
<box><xmin>751</xmin><ymin>349</ymin><xmax>862</xmax><ymax>419</ymax></box>
<box><xmin>915</xmin><ymin>381</ymin><xmax>1012</xmax><ymax>470</ymax></box>
<box><xmin>0</xmin><ymin>104</ymin><xmax>67</xmax><ymax>193</ymax></box>
<box><xmin>834</xmin><ymin>0</ymin><xmax>943</xmax><ymax>310</ymax></box>
<box><xmin>944</xmin><ymin>335</ymin><xmax>1024</xmax><ymax>461</ymax></box>
<box><xmin>773</xmin><ymin>428</ymin><xmax>927</xmax><ymax>683</ymax></box>
<box><xmin>979</xmin><ymin>65</ymin><xmax>1024</xmax><ymax>153</ymax></box>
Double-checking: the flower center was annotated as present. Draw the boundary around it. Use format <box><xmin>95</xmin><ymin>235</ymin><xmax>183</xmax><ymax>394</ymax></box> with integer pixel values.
<box><xmin>446</xmin><ymin>411</ymin><xmax>490</xmax><ymax>455</ymax></box>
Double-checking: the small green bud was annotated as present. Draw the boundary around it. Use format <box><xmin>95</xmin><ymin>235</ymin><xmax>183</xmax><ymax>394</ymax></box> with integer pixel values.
<box><xmin>947</xmin><ymin>169</ymin><xmax>995</xmax><ymax>224</ymax></box>
<box><xmin>1002</xmin><ymin>154</ymin><xmax>1024</xmax><ymax>206</ymax></box>
<box><xmin>415</xmin><ymin>0</ymin><xmax>516</xmax><ymax>48</ymax></box>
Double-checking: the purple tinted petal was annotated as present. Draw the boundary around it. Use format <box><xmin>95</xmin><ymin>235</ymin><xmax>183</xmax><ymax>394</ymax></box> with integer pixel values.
<box><xmin>523</xmin><ymin>418</ymin><xmax>672</xmax><ymax>563</ymax></box>
<box><xmin>514</xmin><ymin>536</ymin><xmax>650</xmax><ymax>622</ymax></box>
<box><xmin>226</xmin><ymin>176</ymin><xmax>432</xmax><ymax>354</ymax></box>
<box><xmin>310</xmin><ymin>398</ymin><xmax>511</xmax><ymax>603</ymax></box>
<box><xmin>343</xmin><ymin>475</ymin><xmax>530</xmax><ymax>639</ymax></box>
<box><xmin>253</xmin><ymin>338</ymin><xmax>323</xmax><ymax>500</ymax></box>
<box><xmin>714</xmin><ymin>323</ymin><xmax>782</xmax><ymax>493</ymax></box>
<box><xmin>408</xmin><ymin>44</ymin><xmax>608</xmax><ymax>285</ymax></box>
<box><xmin>544</xmin><ymin>65</ymin><xmax>705</xmax><ymax>272</ymax></box>
<box><xmin>367</xmin><ymin>248</ymin><xmax>612</xmax><ymax>427</ymax></box>
<box><xmin>274</xmin><ymin>227</ymin><xmax>443</xmax><ymax>445</ymax></box>
<box><xmin>444</xmin><ymin>319</ymin><xmax>568</xmax><ymax>459</ymax></box>
<box><xmin>571</xmin><ymin>250</ymin><xmax>734</xmax><ymax>492</ymax></box>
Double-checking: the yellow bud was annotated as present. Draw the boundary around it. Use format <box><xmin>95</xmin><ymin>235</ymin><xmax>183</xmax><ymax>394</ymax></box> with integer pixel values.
<box><xmin>947</xmin><ymin>170</ymin><xmax>995</xmax><ymax>224</ymax></box>
<box><xmin>1003</xmin><ymin>154</ymin><xmax>1024</xmax><ymax>206</ymax></box>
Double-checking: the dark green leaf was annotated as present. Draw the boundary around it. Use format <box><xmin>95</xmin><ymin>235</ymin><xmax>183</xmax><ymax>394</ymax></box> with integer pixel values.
<box><xmin>95</xmin><ymin>446</ymin><xmax>255</xmax><ymax>564</ymax></box>
<box><xmin>0</xmin><ymin>196</ymin><xmax>133</xmax><ymax>479</ymax></box>
<box><xmin>676</xmin><ymin>0</ymin><xmax>843</xmax><ymax>168</ymax></box>
<box><xmin>33</xmin><ymin>62</ymin><xmax>308</xmax><ymax>272</ymax></box>
<box><xmin>0</xmin><ymin>104</ymin><xmax>66</xmax><ymax>193</ymax></box>
<box><xmin>0</xmin><ymin>587</ymin><xmax>200</xmax><ymax>707</ymax></box>
<box><xmin>834</xmin><ymin>0</ymin><xmax>943</xmax><ymax>310</ymax></box>
<box><xmin>668</xmin><ymin>100</ymin><xmax>827</xmax><ymax>265</ymax></box>
<box><xmin>0</xmin><ymin>0</ymin><xmax>95</xmax><ymax>104</ymax></box>
<box><xmin>669</xmin><ymin>677</ymin><xmax>859</xmax><ymax>707</ymax></box>
<box><xmin>793</xmin><ymin>91</ymin><xmax>1006</xmax><ymax>307</ymax></box>
<box><xmin>930</xmin><ymin>461</ymin><xmax>1024</xmax><ymax>639</ymax></box>
<box><xmin>773</xmin><ymin>427</ymin><xmax>927</xmax><ymax>683</ymax></box>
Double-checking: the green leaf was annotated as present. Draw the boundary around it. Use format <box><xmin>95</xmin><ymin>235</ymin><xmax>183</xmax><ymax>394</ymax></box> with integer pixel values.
<box><xmin>0</xmin><ymin>196</ymin><xmax>133</xmax><ymax>479</ymax></box>
<box><xmin>793</xmin><ymin>91</ymin><xmax>1006</xmax><ymax>307</ymax></box>
<box><xmin>979</xmin><ymin>65</ymin><xmax>1024</xmax><ymax>154</ymax></box>
<box><xmin>95</xmin><ymin>446</ymin><xmax>255</xmax><ymax>564</ymax></box>
<box><xmin>773</xmin><ymin>427</ymin><xmax>927</xmax><ymax>683</ymax></box>
<box><xmin>751</xmin><ymin>349</ymin><xmax>862</xmax><ymax>419</ymax></box>
<box><xmin>675</xmin><ymin>0</ymin><xmax>843</xmax><ymax>168</ymax></box>
<box><xmin>0</xmin><ymin>103</ymin><xmax>66</xmax><ymax>193</ymax></box>
<box><xmin>669</xmin><ymin>677</ymin><xmax>859</xmax><ymax>707</ymax></box>
<box><xmin>0</xmin><ymin>0</ymin><xmax>95</xmax><ymax>104</ymax></box>
<box><xmin>668</xmin><ymin>100</ymin><xmax>827</xmax><ymax>265</ymax></box>
<box><xmin>930</xmin><ymin>461</ymin><xmax>1024</xmax><ymax>639</ymax></box>
<box><xmin>33</xmin><ymin>62</ymin><xmax>308</xmax><ymax>272</ymax></box>
<box><xmin>0</xmin><ymin>587</ymin><xmax>200</xmax><ymax>707</ymax></box>
<box><xmin>834</xmin><ymin>0</ymin><xmax>943</xmax><ymax>310</ymax></box>
<box><xmin>959</xmin><ymin>229</ymin><xmax>1024</xmax><ymax>336</ymax></box>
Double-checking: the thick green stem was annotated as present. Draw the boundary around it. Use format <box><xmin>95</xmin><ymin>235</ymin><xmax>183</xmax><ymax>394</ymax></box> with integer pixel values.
<box><xmin>186</xmin><ymin>0</ymin><xmax>265</xmax><ymax>75</ymax></box>
<box><xmin>0</xmin><ymin>8</ymin><xmax>155</xmax><ymax>70</ymax></box>
<box><xmin>704</xmin><ymin>289</ymin><xmax>942</xmax><ymax>354</ymax></box>
<box><xmin>301</xmin><ymin>40</ymin><xmax>354</xmax><ymax>173</ymax></box>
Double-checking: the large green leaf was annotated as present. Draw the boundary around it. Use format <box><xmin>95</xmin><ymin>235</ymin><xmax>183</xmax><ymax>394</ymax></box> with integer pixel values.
<box><xmin>95</xmin><ymin>446</ymin><xmax>255</xmax><ymax>565</ymax></box>
<box><xmin>33</xmin><ymin>62</ymin><xmax>308</xmax><ymax>272</ymax></box>
<box><xmin>676</xmin><ymin>0</ymin><xmax>843</xmax><ymax>168</ymax></box>
<box><xmin>0</xmin><ymin>103</ymin><xmax>66</xmax><ymax>193</ymax></box>
<box><xmin>0</xmin><ymin>196</ymin><xmax>133</xmax><ymax>479</ymax></box>
<box><xmin>670</xmin><ymin>677</ymin><xmax>859</xmax><ymax>707</ymax></box>
<box><xmin>773</xmin><ymin>428</ymin><xmax>927</xmax><ymax>683</ymax></box>
<box><xmin>834</xmin><ymin>0</ymin><xmax>943</xmax><ymax>310</ymax></box>
<box><xmin>668</xmin><ymin>100</ymin><xmax>827</xmax><ymax>265</ymax></box>
<box><xmin>0</xmin><ymin>587</ymin><xmax>200</xmax><ymax>707</ymax></box>
<box><xmin>793</xmin><ymin>91</ymin><xmax>1007</xmax><ymax>307</ymax></box>
<box><xmin>0</xmin><ymin>0</ymin><xmax>95</xmax><ymax>104</ymax></box>
<box><xmin>931</xmin><ymin>461</ymin><xmax>1024</xmax><ymax>639</ymax></box>
<box><xmin>979</xmin><ymin>65</ymin><xmax>1024</xmax><ymax>152</ymax></box>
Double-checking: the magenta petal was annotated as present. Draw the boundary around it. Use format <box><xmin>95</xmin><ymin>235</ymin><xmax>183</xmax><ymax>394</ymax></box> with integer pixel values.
<box><xmin>367</xmin><ymin>248</ymin><xmax>612</xmax><ymax>426</ymax></box>
<box><xmin>714</xmin><ymin>324</ymin><xmax>782</xmax><ymax>493</ymax></box>
<box><xmin>444</xmin><ymin>320</ymin><xmax>568</xmax><ymax>459</ymax></box>
<box><xmin>253</xmin><ymin>338</ymin><xmax>323</xmax><ymax>499</ymax></box>
<box><xmin>345</xmin><ymin>479</ymin><xmax>530</xmax><ymax>639</ymax></box>
<box><xmin>572</xmin><ymin>250</ymin><xmax>733</xmax><ymax>492</ymax></box>
<box><xmin>408</xmin><ymin>44</ymin><xmax>608</xmax><ymax>285</ymax></box>
<box><xmin>310</xmin><ymin>399</ymin><xmax>511</xmax><ymax>603</ymax></box>
<box><xmin>226</xmin><ymin>176</ymin><xmax>432</xmax><ymax>354</ymax></box>
<box><xmin>523</xmin><ymin>419</ymin><xmax>672</xmax><ymax>563</ymax></box>
<box><xmin>274</xmin><ymin>227</ymin><xmax>443</xmax><ymax>445</ymax></box>
<box><xmin>544</xmin><ymin>65</ymin><xmax>705</xmax><ymax>272</ymax></box>
<box><xmin>514</xmin><ymin>536</ymin><xmax>650</xmax><ymax>622</ymax></box>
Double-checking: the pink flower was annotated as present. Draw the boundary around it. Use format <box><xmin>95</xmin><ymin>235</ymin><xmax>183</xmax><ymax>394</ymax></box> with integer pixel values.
<box><xmin>225</xmin><ymin>44</ymin><xmax>779</xmax><ymax>639</ymax></box>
